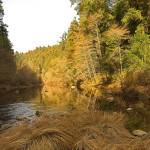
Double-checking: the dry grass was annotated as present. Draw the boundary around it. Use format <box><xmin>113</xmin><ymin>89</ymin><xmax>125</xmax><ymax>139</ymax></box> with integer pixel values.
<box><xmin>0</xmin><ymin>111</ymin><xmax>150</xmax><ymax>150</ymax></box>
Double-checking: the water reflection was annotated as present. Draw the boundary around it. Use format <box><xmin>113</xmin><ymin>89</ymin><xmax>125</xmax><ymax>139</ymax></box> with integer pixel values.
<box><xmin>0</xmin><ymin>86</ymin><xmax>150</xmax><ymax>133</ymax></box>
<box><xmin>92</xmin><ymin>90</ymin><xmax>150</xmax><ymax>132</ymax></box>
<box><xmin>0</xmin><ymin>87</ymin><xmax>42</xmax><ymax>126</ymax></box>
<box><xmin>0</xmin><ymin>86</ymin><xmax>89</xmax><ymax>126</ymax></box>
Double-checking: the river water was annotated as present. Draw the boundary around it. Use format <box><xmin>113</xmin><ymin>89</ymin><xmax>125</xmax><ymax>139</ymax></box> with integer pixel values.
<box><xmin>0</xmin><ymin>86</ymin><xmax>150</xmax><ymax>132</ymax></box>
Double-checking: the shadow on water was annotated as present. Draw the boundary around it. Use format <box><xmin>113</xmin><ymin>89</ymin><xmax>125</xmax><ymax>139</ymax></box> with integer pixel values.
<box><xmin>0</xmin><ymin>86</ymin><xmax>150</xmax><ymax>133</ymax></box>
<box><xmin>89</xmin><ymin>89</ymin><xmax>150</xmax><ymax>132</ymax></box>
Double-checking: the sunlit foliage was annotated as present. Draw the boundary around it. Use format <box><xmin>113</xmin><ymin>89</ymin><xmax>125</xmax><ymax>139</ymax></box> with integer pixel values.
<box><xmin>15</xmin><ymin>0</ymin><xmax>150</xmax><ymax>87</ymax></box>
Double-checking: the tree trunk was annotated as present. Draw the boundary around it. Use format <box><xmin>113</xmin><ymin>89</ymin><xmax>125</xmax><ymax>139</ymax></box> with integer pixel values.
<box><xmin>118</xmin><ymin>43</ymin><xmax>122</xmax><ymax>74</ymax></box>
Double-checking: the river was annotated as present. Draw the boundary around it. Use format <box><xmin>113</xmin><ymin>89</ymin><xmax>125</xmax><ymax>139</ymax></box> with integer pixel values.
<box><xmin>0</xmin><ymin>85</ymin><xmax>150</xmax><ymax>132</ymax></box>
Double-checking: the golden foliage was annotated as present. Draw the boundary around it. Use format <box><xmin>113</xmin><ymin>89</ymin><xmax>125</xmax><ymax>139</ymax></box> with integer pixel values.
<box><xmin>106</xmin><ymin>24</ymin><xmax>130</xmax><ymax>41</ymax></box>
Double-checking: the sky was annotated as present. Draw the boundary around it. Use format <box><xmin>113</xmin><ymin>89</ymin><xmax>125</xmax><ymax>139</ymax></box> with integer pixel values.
<box><xmin>2</xmin><ymin>0</ymin><xmax>78</xmax><ymax>53</ymax></box>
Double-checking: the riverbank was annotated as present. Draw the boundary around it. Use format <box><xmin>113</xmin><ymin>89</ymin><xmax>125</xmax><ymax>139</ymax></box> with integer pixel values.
<box><xmin>0</xmin><ymin>84</ymin><xmax>43</xmax><ymax>94</ymax></box>
<box><xmin>0</xmin><ymin>110</ymin><xmax>150</xmax><ymax>150</ymax></box>
<box><xmin>107</xmin><ymin>82</ymin><xmax>150</xmax><ymax>100</ymax></box>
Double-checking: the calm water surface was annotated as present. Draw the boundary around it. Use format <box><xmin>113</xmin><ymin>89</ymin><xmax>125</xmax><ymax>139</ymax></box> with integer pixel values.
<box><xmin>0</xmin><ymin>86</ymin><xmax>150</xmax><ymax>132</ymax></box>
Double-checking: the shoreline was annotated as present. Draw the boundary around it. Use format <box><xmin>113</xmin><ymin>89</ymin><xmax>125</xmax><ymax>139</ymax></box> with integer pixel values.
<box><xmin>1</xmin><ymin>82</ymin><xmax>150</xmax><ymax>100</ymax></box>
<box><xmin>0</xmin><ymin>84</ymin><xmax>44</xmax><ymax>94</ymax></box>
<box><xmin>107</xmin><ymin>83</ymin><xmax>150</xmax><ymax>100</ymax></box>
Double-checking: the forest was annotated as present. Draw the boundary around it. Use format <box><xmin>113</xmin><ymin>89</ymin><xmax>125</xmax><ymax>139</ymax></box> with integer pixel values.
<box><xmin>0</xmin><ymin>0</ymin><xmax>42</xmax><ymax>90</ymax></box>
<box><xmin>0</xmin><ymin>0</ymin><xmax>15</xmax><ymax>85</ymax></box>
<box><xmin>0</xmin><ymin>0</ymin><xmax>150</xmax><ymax>99</ymax></box>
<box><xmin>13</xmin><ymin>0</ymin><xmax>150</xmax><ymax>98</ymax></box>
<box><xmin>1</xmin><ymin>0</ymin><xmax>150</xmax><ymax>149</ymax></box>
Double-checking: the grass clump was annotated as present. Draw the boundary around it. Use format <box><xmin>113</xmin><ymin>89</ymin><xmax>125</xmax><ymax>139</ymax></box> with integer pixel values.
<box><xmin>0</xmin><ymin>111</ymin><xmax>150</xmax><ymax>150</ymax></box>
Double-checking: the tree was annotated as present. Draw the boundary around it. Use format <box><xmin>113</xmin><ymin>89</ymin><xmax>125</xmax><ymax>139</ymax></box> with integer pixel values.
<box><xmin>106</xmin><ymin>24</ymin><xmax>130</xmax><ymax>74</ymax></box>
<box><xmin>59</xmin><ymin>32</ymin><xmax>67</xmax><ymax>51</ymax></box>
<box><xmin>130</xmin><ymin>24</ymin><xmax>150</xmax><ymax>64</ymax></box>
<box><xmin>73</xmin><ymin>29</ymin><xmax>99</xmax><ymax>83</ymax></box>
<box><xmin>66</xmin><ymin>18</ymin><xmax>79</xmax><ymax>53</ymax></box>
<box><xmin>0</xmin><ymin>1</ymin><xmax>16</xmax><ymax>84</ymax></box>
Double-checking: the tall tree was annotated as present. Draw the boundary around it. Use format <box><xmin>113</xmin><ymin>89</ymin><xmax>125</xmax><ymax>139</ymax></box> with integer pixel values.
<box><xmin>0</xmin><ymin>0</ymin><xmax>16</xmax><ymax>84</ymax></box>
<box><xmin>106</xmin><ymin>24</ymin><xmax>130</xmax><ymax>74</ymax></box>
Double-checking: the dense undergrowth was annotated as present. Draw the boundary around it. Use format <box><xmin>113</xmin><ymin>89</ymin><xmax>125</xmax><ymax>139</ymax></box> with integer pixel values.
<box><xmin>1</xmin><ymin>111</ymin><xmax>150</xmax><ymax>150</ymax></box>
<box><xmin>120</xmin><ymin>68</ymin><xmax>150</xmax><ymax>98</ymax></box>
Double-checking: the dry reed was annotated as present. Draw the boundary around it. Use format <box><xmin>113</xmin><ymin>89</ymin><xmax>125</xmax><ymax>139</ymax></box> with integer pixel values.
<box><xmin>0</xmin><ymin>111</ymin><xmax>150</xmax><ymax>150</ymax></box>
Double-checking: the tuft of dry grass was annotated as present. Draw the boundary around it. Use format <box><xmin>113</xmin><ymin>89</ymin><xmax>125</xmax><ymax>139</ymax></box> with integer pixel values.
<box><xmin>0</xmin><ymin>111</ymin><xmax>150</xmax><ymax>150</ymax></box>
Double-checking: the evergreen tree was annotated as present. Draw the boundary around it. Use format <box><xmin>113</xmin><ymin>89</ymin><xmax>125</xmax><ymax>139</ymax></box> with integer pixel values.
<box><xmin>0</xmin><ymin>0</ymin><xmax>16</xmax><ymax>84</ymax></box>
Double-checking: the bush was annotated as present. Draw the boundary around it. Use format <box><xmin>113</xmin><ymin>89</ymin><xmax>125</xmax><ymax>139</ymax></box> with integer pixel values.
<box><xmin>123</xmin><ymin>68</ymin><xmax>150</xmax><ymax>88</ymax></box>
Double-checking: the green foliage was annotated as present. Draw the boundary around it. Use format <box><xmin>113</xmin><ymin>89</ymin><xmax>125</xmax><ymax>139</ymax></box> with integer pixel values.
<box><xmin>122</xmin><ymin>53</ymin><xmax>144</xmax><ymax>69</ymax></box>
<box><xmin>122</xmin><ymin>8</ymin><xmax>142</xmax><ymax>25</ymax></box>
<box><xmin>130</xmin><ymin>25</ymin><xmax>150</xmax><ymax>64</ymax></box>
<box><xmin>66</xmin><ymin>18</ymin><xmax>79</xmax><ymax>52</ymax></box>
<box><xmin>112</xmin><ymin>0</ymin><xmax>129</xmax><ymax>22</ymax></box>
<box><xmin>0</xmin><ymin>1</ymin><xmax>16</xmax><ymax>84</ymax></box>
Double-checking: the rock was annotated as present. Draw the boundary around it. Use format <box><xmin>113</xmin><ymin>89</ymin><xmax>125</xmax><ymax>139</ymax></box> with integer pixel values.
<box><xmin>1</xmin><ymin>124</ymin><xmax>11</xmax><ymax>131</ymax></box>
<box><xmin>26</xmin><ymin>118</ymin><xmax>31</xmax><ymax>121</ymax></box>
<box><xmin>70</xmin><ymin>107</ymin><xmax>76</xmax><ymax>111</ymax></box>
<box><xmin>60</xmin><ymin>114</ymin><xmax>65</xmax><ymax>117</ymax></box>
<box><xmin>127</xmin><ymin>108</ymin><xmax>133</xmax><ymax>111</ymax></box>
<box><xmin>16</xmin><ymin>117</ymin><xmax>25</xmax><ymax>121</ymax></box>
<box><xmin>132</xmin><ymin>130</ymin><xmax>147</xmax><ymax>137</ymax></box>
<box><xmin>35</xmin><ymin>110</ymin><xmax>42</xmax><ymax>116</ymax></box>
<box><xmin>15</xmin><ymin>90</ymin><xmax>19</xmax><ymax>94</ymax></box>
<box><xmin>28</xmin><ymin>115</ymin><xmax>34</xmax><ymax>117</ymax></box>
<box><xmin>107</xmin><ymin>90</ymin><xmax>112</xmax><ymax>94</ymax></box>
<box><xmin>23</xmin><ymin>118</ymin><xmax>31</xmax><ymax>123</ymax></box>
<box><xmin>71</xmin><ymin>86</ymin><xmax>75</xmax><ymax>89</ymax></box>
<box><xmin>16</xmin><ymin>117</ymin><xmax>30</xmax><ymax>122</ymax></box>
<box><xmin>59</xmin><ymin>112</ymin><xmax>68</xmax><ymax>117</ymax></box>
<box><xmin>107</xmin><ymin>83</ymin><xmax>122</xmax><ymax>95</ymax></box>
<box><xmin>113</xmin><ymin>112</ymin><xmax>118</xmax><ymax>115</ymax></box>
<box><xmin>9</xmin><ymin>108</ymin><xmax>15</xmax><ymax>111</ymax></box>
<box><xmin>10</xmin><ymin>120</ymin><xmax>16</xmax><ymax>124</ymax></box>
<box><xmin>106</xmin><ymin>97</ymin><xmax>114</xmax><ymax>102</ymax></box>
<box><xmin>112</xmin><ymin>88</ymin><xmax>123</xmax><ymax>95</ymax></box>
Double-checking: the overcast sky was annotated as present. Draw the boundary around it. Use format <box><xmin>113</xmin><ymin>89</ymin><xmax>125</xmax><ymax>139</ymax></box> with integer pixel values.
<box><xmin>2</xmin><ymin>0</ymin><xmax>77</xmax><ymax>53</ymax></box>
